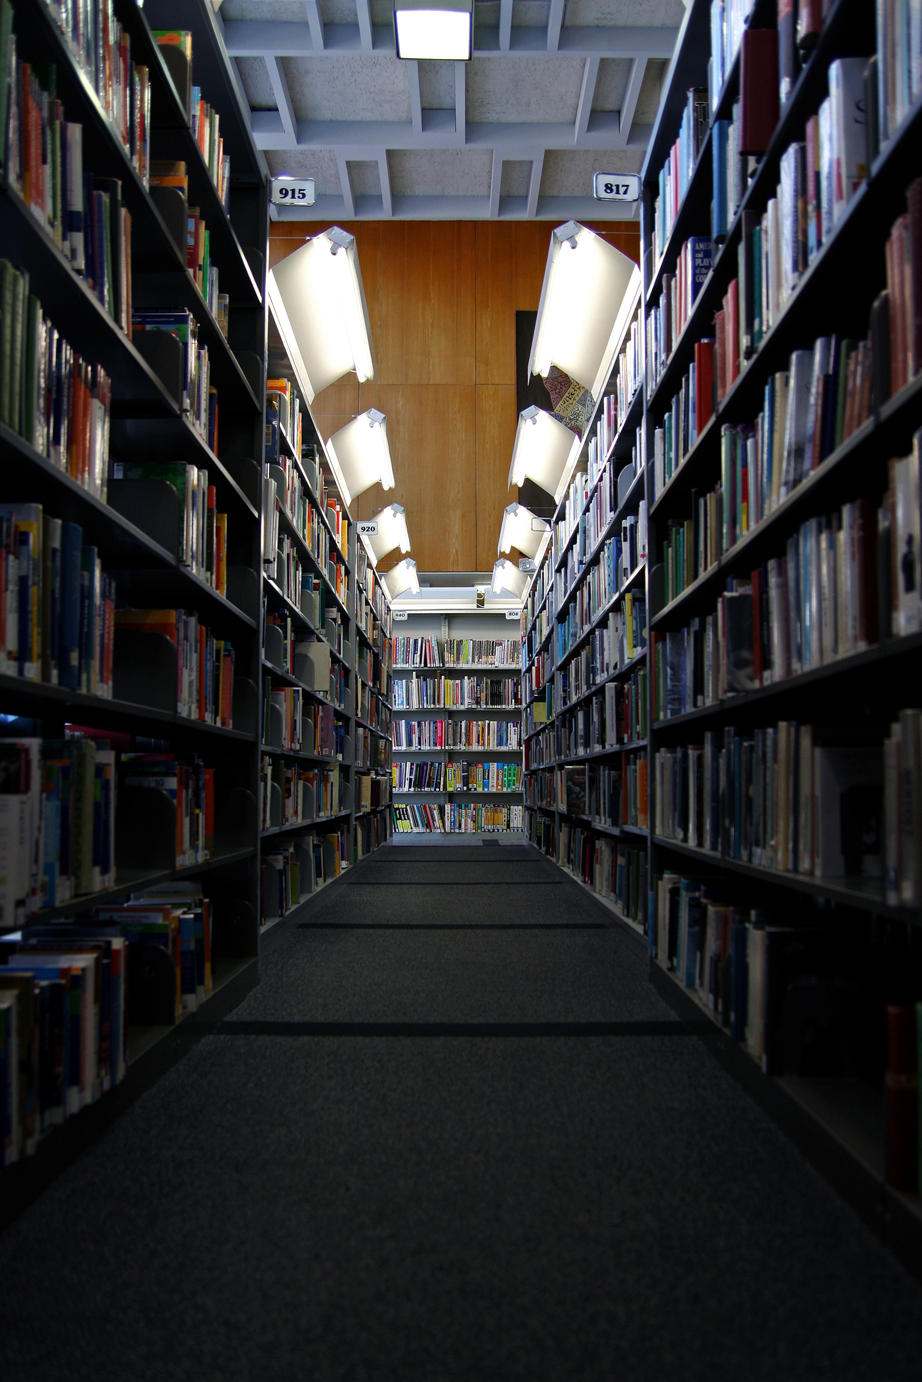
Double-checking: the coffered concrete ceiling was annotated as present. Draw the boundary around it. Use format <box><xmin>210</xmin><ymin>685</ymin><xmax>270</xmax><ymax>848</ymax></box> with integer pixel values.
<box><xmin>218</xmin><ymin>0</ymin><xmax>686</xmax><ymax>220</ymax></box>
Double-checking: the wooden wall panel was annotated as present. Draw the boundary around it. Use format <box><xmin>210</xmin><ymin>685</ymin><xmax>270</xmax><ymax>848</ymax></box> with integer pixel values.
<box><xmin>268</xmin><ymin>219</ymin><xmax>639</xmax><ymax>574</ymax></box>
<box><xmin>475</xmin><ymin>383</ymin><xmax>518</xmax><ymax>571</ymax></box>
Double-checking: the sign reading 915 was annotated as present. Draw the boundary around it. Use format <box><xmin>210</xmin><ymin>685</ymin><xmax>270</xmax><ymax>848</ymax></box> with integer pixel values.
<box><xmin>270</xmin><ymin>177</ymin><xmax>316</xmax><ymax>207</ymax></box>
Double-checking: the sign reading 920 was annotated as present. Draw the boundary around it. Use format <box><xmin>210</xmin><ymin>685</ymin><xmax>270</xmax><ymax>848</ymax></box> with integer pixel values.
<box><xmin>270</xmin><ymin>177</ymin><xmax>316</xmax><ymax>207</ymax></box>
<box><xmin>593</xmin><ymin>173</ymin><xmax>640</xmax><ymax>202</ymax></box>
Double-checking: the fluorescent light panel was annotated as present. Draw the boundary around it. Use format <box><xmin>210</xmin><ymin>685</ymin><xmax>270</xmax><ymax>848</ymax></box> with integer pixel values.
<box><xmin>507</xmin><ymin>405</ymin><xmax>582</xmax><ymax>505</ymax></box>
<box><xmin>490</xmin><ymin>559</ymin><xmax>529</xmax><ymax>600</ymax></box>
<box><xmin>497</xmin><ymin>503</ymin><xmax>550</xmax><ymax>558</ymax></box>
<box><xmin>361</xmin><ymin>503</ymin><xmax>411</xmax><ymax>567</ymax></box>
<box><xmin>326</xmin><ymin>409</ymin><xmax>394</xmax><ymax>506</ymax></box>
<box><xmin>529</xmin><ymin>221</ymin><xmax>641</xmax><ymax>404</ymax></box>
<box><xmin>268</xmin><ymin>226</ymin><xmax>374</xmax><ymax>404</ymax></box>
<box><xmin>381</xmin><ymin>557</ymin><xmax>420</xmax><ymax>600</ymax></box>
<box><xmin>394</xmin><ymin>0</ymin><xmax>473</xmax><ymax>60</ymax></box>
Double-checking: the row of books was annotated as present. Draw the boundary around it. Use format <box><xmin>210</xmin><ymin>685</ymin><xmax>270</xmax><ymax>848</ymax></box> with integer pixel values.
<box><xmin>391</xmin><ymin>802</ymin><xmax>525</xmax><ymax>833</ymax></box>
<box><xmin>646</xmin><ymin>235</ymin><xmax>712</xmax><ymax>389</ymax></box>
<box><xmin>132</xmin><ymin>309</ymin><xmax>214</xmax><ymax>444</ymax></box>
<box><xmin>555</xmin><ymin>559</ymin><xmax>647</xmax><ymax>672</ymax></box>
<box><xmin>355</xmin><ymin>642</ymin><xmax>386</xmax><ymax>697</ymax></box>
<box><xmin>355</xmin><ymin>772</ymin><xmax>388</xmax><ymax>814</ymax></box>
<box><xmin>356</xmin><ymin>683</ymin><xmax>389</xmax><ymax>735</ymax></box>
<box><xmin>3</xmin><ymin>53</ymin><xmax>136</xmax><ymax>335</ymax></box>
<box><xmin>534</xmin><ymin>756</ymin><xmax>647</xmax><ymax>833</ymax></box>
<box><xmin>121</xmin><ymin>750</ymin><xmax>216</xmax><ymax>869</ymax></box>
<box><xmin>262</xmin><ymin>678</ymin><xmax>345</xmax><ymax>756</ymax></box>
<box><xmin>259</xmin><ymin>756</ymin><xmax>347</xmax><ymax>831</ymax></box>
<box><xmin>355</xmin><ymin>725</ymin><xmax>389</xmax><ymax>772</ymax></box>
<box><xmin>0</xmin><ymin>880</ymin><xmax>214</xmax><ymax>1162</ymax></box>
<box><xmin>0</xmin><ymin>504</ymin><xmax>114</xmax><ymax>694</ymax></box>
<box><xmin>553</xmin><ymin>664</ymin><xmax>648</xmax><ymax>753</ymax></box>
<box><xmin>391</xmin><ymin>675</ymin><xmax>522</xmax><ymax>709</ymax></box>
<box><xmin>40</xmin><ymin>0</ymin><xmax>151</xmax><ymax>184</ymax></box>
<box><xmin>555</xmin><ymin>521</ymin><xmax>646</xmax><ymax>653</ymax></box>
<box><xmin>115</xmin><ymin>608</ymin><xmax>236</xmax><ymax>726</ymax></box>
<box><xmin>390</xmin><ymin>637</ymin><xmax>521</xmax><ymax>667</ymax></box>
<box><xmin>0</xmin><ymin>259</ymin><xmax>112</xmax><ymax>496</ymax></box>
<box><xmin>264</xmin><ymin>457</ymin><xmax>351</xmax><ymax>589</ymax></box>
<box><xmin>110</xmin><ymin>460</ymin><xmax>228</xmax><ymax>593</ymax></box>
<box><xmin>652</xmin><ymin>871</ymin><xmax>875</xmax><ymax>1084</ymax></box>
<box><xmin>356</xmin><ymin>809</ymin><xmax>389</xmax><ymax>856</ymax></box>
<box><xmin>0</xmin><ymin>734</ymin><xmax>114</xmax><ymax>925</ymax></box>
<box><xmin>265</xmin><ymin>377</ymin><xmax>305</xmax><ymax>462</ymax></box>
<box><xmin>555</xmin><ymin>825</ymin><xmax>648</xmax><ymax>926</ymax></box>
<box><xmin>392</xmin><ymin>718</ymin><xmax>522</xmax><ymax>749</ymax></box>
<box><xmin>261</xmin><ymin>830</ymin><xmax>346</xmax><ymax>923</ymax></box>
<box><xmin>391</xmin><ymin>760</ymin><xmax>522</xmax><ymax>793</ymax></box>
<box><xmin>650</xmin><ymin>85</ymin><xmax>710</xmax><ymax>268</ymax></box>
<box><xmin>651</xmin><ymin>716</ymin><xmax>892</xmax><ymax>891</ymax></box>
<box><xmin>152</xmin><ymin>30</ymin><xmax>231</xmax><ymax>208</ymax></box>
<box><xmin>650</xmin><ymin>338</ymin><xmax>715</xmax><ymax>497</ymax></box>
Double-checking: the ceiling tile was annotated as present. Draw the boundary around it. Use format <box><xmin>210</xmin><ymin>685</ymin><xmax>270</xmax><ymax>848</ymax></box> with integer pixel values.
<box><xmin>467</xmin><ymin>56</ymin><xmax>585</xmax><ymax>123</ymax></box>
<box><xmin>389</xmin><ymin>148</ymin><xmax>493</xmax><ymax>196</ymax></box>
<box><xmin>282</xmin><ymin>55</ymin><xmax>413</xmax><ymax>122</ymax></box>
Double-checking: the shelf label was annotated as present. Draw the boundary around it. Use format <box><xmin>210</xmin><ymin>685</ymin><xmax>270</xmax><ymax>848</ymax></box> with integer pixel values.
<box><xmin>357</xmin><ymin>520</ymin><xmax>378</xmax><ymax>536</ymax></box>
<box><xmin>505</xmin><ymin>609</ymin><xmax>521</xmax><ymax>620</ymax></box>
<box><xmin>518</xmin><ymin>557</ymin><xmax>536</xmax><ymax>572</ymax></box>
<box><xmin>270</xmin><ymin>177</ymin><xmax>316</xmax><ymax>207</ymax></box>
<box><xmin>593</xmin><ymin>173</ymin><xmax>640</xmax><ymax>202</ymax></box>
<box><xmin>392</xmin><ymin>609</ymin><xmax>409</xmax><ymax>620</ymax></box>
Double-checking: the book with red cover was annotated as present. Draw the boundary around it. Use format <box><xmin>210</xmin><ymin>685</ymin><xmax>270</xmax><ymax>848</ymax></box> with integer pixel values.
<box><xmin>694</xmin><ymin>338</ymin><xmax>715</xmax><ymax>434</ymax></box>
<box><xmin>740</xmin><ymin>30</ymin><xmax>780</xmax><ymax>155</ymax></box>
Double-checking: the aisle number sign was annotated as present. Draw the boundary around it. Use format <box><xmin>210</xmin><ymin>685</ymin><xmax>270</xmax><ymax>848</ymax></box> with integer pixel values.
<box><xmin>593</xmin><ymin>173</ymin><xmax>640</xmax><ymax>203</ymax></box>
<box><xmin>270</xmin><ymin>177</ymin><xmax>316</xmax><ymax>207</ymax></box>
<box><xmin>357</xmin><ymin>520</ymin><xmax>378</xmax><ymax>536</ymax></box>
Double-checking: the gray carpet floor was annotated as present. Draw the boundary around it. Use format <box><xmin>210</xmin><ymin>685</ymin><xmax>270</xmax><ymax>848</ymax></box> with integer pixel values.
<box><xmin>2</xmin><ymin>839</ymin><xmax>922</xmax><ymax>1381</ymax></box>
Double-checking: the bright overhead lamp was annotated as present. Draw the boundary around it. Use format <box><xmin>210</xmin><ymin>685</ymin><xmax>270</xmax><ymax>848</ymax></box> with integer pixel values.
<box><xmin>507</xmin><ymin>405</ymin><xmax>582</xmax><ymax>505</ymax></box>
<box><xmin>394</xmin><ymin>0</ymin><xmax>473</xmax><ymax>60</ymax></box>
<box><xmin>497</xmin><ymin>502</ymin><xmax>550</xmax><ymax>559</ymax></box>
<box><xmin>268</xmin><ymin>225</ymin><xmax>374</xmax><ymax>404</ymax></box>
<box><xmin>529</xmin><ymin>221</ymin><xmax>641</xmax><ymax>404</ymax></box>
<box><xmin>325</xmin><ymin>409</ymin><xmax>394</xmax><ymax>506</ymax></box>
<box><xmin>380</xmin><ymin>557</ymin><xmax>420</xmax><ymax>601</ymax></box>
<box><xmin>490</xmin><ymin>559</ymin><xmax>529</xmax><ymax>601</ymax></box>
<box><xmin>360</xmin><ymin>502</ymin><xmax>411</xmax><ymax>567</ymax></box>
<box><xmin>491</xmin><ymin>559</ymin><xmax>529</xmax><ymax>600</ymax></box>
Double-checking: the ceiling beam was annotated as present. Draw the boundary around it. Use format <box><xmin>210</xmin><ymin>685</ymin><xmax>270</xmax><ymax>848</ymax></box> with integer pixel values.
<box><xmin>575</xmin><ymin>55</ymin><xmax>600</xmax><ymax>140</ymax></box>
<box><xmin>222</xmin><ymin>21</ymin><xmax>678</xmax><ymax>61</ymax></box>
<box><xmin>526</xmin><ymin>153</ymin><xmax>544</xmax><ymax>218</ymax></box>
<box><xmin>249</xmin><ymin>113</ymin><xmax>647</xmax><ymax>152</ymax></box>
<box><xmin>355</xmin><ymin>0</ymin><xmax>374</xmax><ymax>52</ymax></box>
<box><xmin>489</xmin><ymin>152</ymin><xmax>502</xmax><ymax>217</ymax></box>
<box><xmin>455</xmin><ymin>62</ymin><xmax>466</xmax><ymax>143</ymax></box>
<box><xmin>546</xmin><ymin>0</ymin><xmax>565</xmax><ymax>53</ymax></box>
<box><xmin>304</xmin><ymin>0</ymin><xmax>325</xmax><ymax>51</ymax></box>
<box><xmin>498</xmin><ymin>0</ymin><xmax>513</xmax><ymax>52</ymax></box>
<box><xmin>265</xmin><ymin>57</ymin><xmax>297</xmax><ymax>146</ymax></box>
<box><xmin>407</xmin><ymin>61</ymin><xmax>423</xmax><ymax>134</ymax></box>
<box><xmin>378</xmin><ymin>153</ymin><xmax>393</xmax><ymax>217</ymax></box>
<box><xmin>337</xmin><ymin>153</ymin><xmax>356</xmax><ymax>218</ymax></box>
<box><xmin>619</xmin><ymin>58</ymin><xmax>647</xmax><ymax>144</ymax></box>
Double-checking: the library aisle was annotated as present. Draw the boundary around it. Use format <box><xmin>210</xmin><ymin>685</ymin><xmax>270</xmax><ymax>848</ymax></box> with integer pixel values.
<box><xmin>2</xmin><ymin>840</ymin><xmax>922</xmax><ymax>1382</ymax></box>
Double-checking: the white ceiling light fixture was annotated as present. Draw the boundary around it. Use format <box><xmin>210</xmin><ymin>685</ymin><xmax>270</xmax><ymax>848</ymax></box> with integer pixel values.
<box><xmin>325</xmin><ymin>409</ymin><xmax>394</xmax><ymax>506</ymax></box>
<box><xmin>490</xmin><ymin>559</ymin><xmax>529</xmax><ymax>601</ymax></box>
<box><xmin>360</xmin><ymin>503</ymin><xmax>411</xmax><ymax>567</ymax></box>
<box><xmin>507</xmin><ymin>404</ymin><xmax>582</xmax><ymax>505</ymax></box>
<box><xmin>380</xmin><ymin>557</ymin><xmax>420</xmax><ymax>601</ymax></box>
<box><xmin>394</xmin><ymin>0</ymin><xmax>473</xmax><ymax>60</ymax></box>
<box><xmin>497</xmin><ymin>502</ymin><xmax>550</xmax><ymax>559</ymax></box>
<box><xmin>268</xmin><ymin>226</ymin><xmax>374</xmax><ymax>404</ymax></box>
<box><xmin>529</xmin><ymin>221</ymin><xmax>641</xmax><ymax>404</ymax></box>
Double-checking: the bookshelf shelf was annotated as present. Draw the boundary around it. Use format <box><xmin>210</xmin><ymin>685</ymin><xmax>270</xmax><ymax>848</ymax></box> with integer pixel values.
<box><xmin>0</xmin><ymin>0</ymin><xmax>267</xmax><ymax>1177</ymax></box>
<box><xmin>635</xmin><ymin>0</ymin><xmax>922</xmax><ymax>1268</ymax></box>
